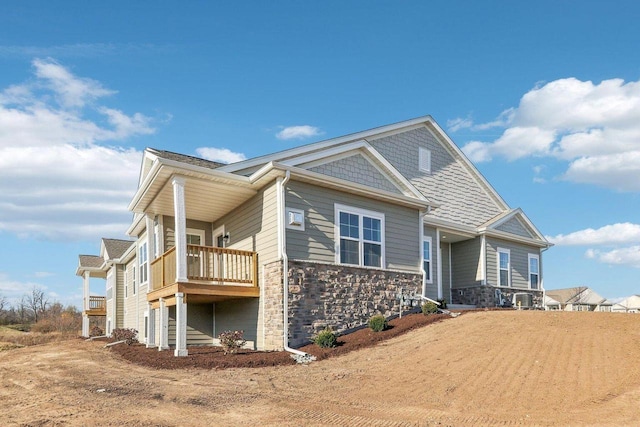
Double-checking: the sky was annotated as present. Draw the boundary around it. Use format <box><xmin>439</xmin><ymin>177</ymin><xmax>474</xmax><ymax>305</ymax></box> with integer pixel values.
<box><xmin>1</xmin><ymin>1</ymin><xmax>639</xmax><ymax>308</ymax></box>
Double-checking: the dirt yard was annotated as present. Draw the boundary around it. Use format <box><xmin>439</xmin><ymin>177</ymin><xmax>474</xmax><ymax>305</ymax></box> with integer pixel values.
<box><xmin>1</xmin><ymin>311</ymin><xmax>639</xmax><ymax>426</ymax></box>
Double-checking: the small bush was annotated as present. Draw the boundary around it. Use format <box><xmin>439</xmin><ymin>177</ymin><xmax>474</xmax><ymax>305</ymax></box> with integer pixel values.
<box><xmin>218</xmin><ymin>330</ymin><xmax>246</xmax><ymax>354</ymax></box>
<box><xmin>90</xmin><ymin>325</ymin><xmax>104</xmax><ymax>337</ymax></box>
<box><xmin>112</xmin><ymin>328</ymin><xmax>138</xmax><ymax>345</ymax></box>
<box><xmin>422</xmin><ymin>301</ymin><xmax>439</xmax><ymax>315</ymax></box>
<box><xmin>437</xmin><ymin>299</ymin><xmax>447</xmax><ymax>309</ymax></box>
<box><xmin>313</xmin><ymin>327</ymin><xmax>337</xmax><ymax>348</ymax></box>
<box><xmin>30</xmin><ymin>319</ymin><xmax>55</xmax><ymax>333</ymax></box>
<box><xmin>368</xmin><ymin>315</ymin><xmax>388</xmax><ymax>332</ymax></box>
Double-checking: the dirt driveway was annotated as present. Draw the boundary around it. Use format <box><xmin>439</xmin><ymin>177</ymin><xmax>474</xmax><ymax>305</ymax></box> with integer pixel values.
<box><xmin>2</xmin><ymin>311</ymin><xmax>639</xmax><ymax>426</ymax></box>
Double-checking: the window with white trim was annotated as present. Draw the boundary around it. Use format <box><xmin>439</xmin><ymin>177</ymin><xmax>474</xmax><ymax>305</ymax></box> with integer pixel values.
<box><xmin>335</xmin><ymin>204</ymin><xmax>385</xmax><ymax>268</ymax></box>
<box><xmin>419</xmin><ymin>147</ymin><xmax>431</xmax><ymax>173</ymax></box>
<box><xmin>497</xmin><ymin>248</ymin><xmax>510</xmax><ymax>287</ymax></box>
<box><xmin>528</xmin><ymin>254</ymin><xmax>540</xmax><ymax>290</ymax></box>
<box><xmin>423</xmin><ymin>237</ymin><xmax>432</xmax><ymax>283</ymax></box>
<box><xmin>139</xmin><ymin>241</ymin><xmax>148</xmax><ymax>285</ymax></box>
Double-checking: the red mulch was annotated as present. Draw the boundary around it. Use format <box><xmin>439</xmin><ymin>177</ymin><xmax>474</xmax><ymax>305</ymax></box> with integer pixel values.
<box><xmin>108</xmin><ymin>311</ymin><xmax>455</xmax><ymax>370</ymax></box>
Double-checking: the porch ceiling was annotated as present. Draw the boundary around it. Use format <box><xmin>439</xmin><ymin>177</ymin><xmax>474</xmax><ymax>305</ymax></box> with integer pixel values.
<box><xmin>137</xmin><ymin>168</ymin><xmax>258</xmax><ymax>223</ymax></box>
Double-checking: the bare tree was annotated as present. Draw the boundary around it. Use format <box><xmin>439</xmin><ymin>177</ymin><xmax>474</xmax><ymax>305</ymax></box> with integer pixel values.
<box><xmin>25</xmin><ymin>286</ymin><xmax>49</xmax><ymax>323</ymax></box>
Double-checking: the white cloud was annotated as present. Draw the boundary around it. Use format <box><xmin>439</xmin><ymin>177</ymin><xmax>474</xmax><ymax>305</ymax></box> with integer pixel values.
<box><xmin>0</xmin><ymin>58</ymin><xmax>153</xmax><ymax>241</ymax></box>
<box><xmin>459</xmin><ymin>77</ymin><xmax>640</xmax><ymax>192</ymax></box>
<box><xmin>195</xmin><ymin>147</ymin><xmax>246</xmax><ymax>164</ymax></box>
<box><xmin>547</xmin><ymin>223</ymin><xmax>640</xmax><ymax>246</ymax></box>
<box><xmin>32</xmin><ymin>272</ymin><xmax>55</xmax><ymax>278</ymax></box>
<box><xmin>447</xmin><ymin>117</ymin><xmax>473</xmax><ymax>132</ymax></box>
<box><xmin>585</xmin><ymin>246</ymin><xmax>640</xmax><ymax>268</ymax></box>
<box><xmin>0</xmin><ymin>272</ymin><xmax>41</xmax><ymax>300</ymax></box>
<box><xmin>276</xmin><ymin>125</ymin><xmax>322</xmax><ymax>140</ymax></box>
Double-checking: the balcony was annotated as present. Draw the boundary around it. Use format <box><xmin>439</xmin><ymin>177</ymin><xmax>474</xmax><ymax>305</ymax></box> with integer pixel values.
<box><xmin>84</xmin><ymin>296</ymin><xmax>106</xmax><ymax>316</ymax></box>
<box><xmin>148</xmin><ymin>245</ymin><xmax>260</xmax><ymax>303</ymax></box>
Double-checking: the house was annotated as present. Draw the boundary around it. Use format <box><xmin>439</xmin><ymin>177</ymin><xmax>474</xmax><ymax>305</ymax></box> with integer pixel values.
<box><xmin>76</xmin><ymin>115</ymin><xmax>551</xmax><ymax>356</ymax></box>
<box><xmin>545</xmin><ymin>287</ymin><xmax>613</xmax><ymax>312</ymax></box>
<box><xmin>611</xmin><ymin>295</ymin><xmax>640</xmax><ymax>313</ymax></box>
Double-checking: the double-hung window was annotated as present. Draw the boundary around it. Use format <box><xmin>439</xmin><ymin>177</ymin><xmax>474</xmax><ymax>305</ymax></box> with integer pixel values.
<box><xmin>423</xmin><ymin>237</ymin><xmax>432</xmax><ymax>283</ymax></box>
<box><xmin>528</xmin><ymin>254</ymin><xmax>540</xmax><ymax>289</ymax></box>
<box><xmin>139</xmin><ymin>241</ymin><xmax>148</xmax><ymax>286</ymax></box>
<box><xmin>497</xmin><ymin>248</ymin><xmax>510</xmax><ymax>287</ymax></box>
<box><xmin>335</xmin><ymin>204</ymin><xmax>385</xmax><ymax>268</ymax></box>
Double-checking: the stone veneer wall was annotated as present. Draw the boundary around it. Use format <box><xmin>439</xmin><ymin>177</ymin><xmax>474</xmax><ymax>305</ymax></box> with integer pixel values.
<box><xmin>262</xmin><ymin>260</ymin><xmax>284</xmax><ymax>351</ymax></box>
<box><xmin>452</xmin><ymin>285</ymin><xmax>543</xmax><ymax>308</ymax></box>
<box><xmin>287</xmin><ymin>260</ymin><xmax>423</xmax><ymax>348</ymax></box>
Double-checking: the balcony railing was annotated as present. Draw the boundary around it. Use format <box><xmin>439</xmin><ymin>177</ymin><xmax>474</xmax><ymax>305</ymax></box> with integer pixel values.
<box><xmin>85</xmin><ymin>296</ymin><xmax>106</xmax><ymax>315</ymax></box>
<box><xmin>150</xmin><ymin>245</ymin><xmax>258</xmax><ymax>291</ymax></box>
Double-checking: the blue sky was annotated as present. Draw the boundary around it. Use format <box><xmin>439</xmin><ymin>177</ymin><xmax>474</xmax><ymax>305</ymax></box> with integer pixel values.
<box><xmin>1</xmin><ymin>1</ymin><xmax>639</xmax><ymax>307</ymax></box>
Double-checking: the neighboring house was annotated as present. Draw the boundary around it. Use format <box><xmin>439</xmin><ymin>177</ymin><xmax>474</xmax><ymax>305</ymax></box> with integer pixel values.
<box><xmin>545</xmin><ymin>287</ymin><xmax>613</xmax><ymax>312</ymax></box>
<box><xmin>76</xmin><ymin>115</ymin><xmax>551</xmax><ymax>356</ymax></box>
<box><xmin>544</xmin><ymin>294</ymin><xmax>562</xmax><ymax>311</ymax></box>
<box><xmin>611</xmin><ymin>295</ymin><xmax>640</xmax><ymax>313</ymax></box>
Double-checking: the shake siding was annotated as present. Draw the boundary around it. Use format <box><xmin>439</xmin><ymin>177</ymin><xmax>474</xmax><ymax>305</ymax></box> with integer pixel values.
<box><xmin>214</xmin><ymin>299</ymin><xmax>259</xmax><ymax>349</ymax></box>
<box><xmin>451</xmin><ymin>238</ymin><xmax>482</xmax><ymax>288</ymax></box>
<box><xmin>286</xmin><ymin>180</ymin><xmax>421</xmax><ymax>271</ymax></box>
<box><xmin>423</xmin><ymin>226</ymin><xmax>439</xmax><ymax>299</ymax></box>
<box><xmin>485</xmin><ymin>238</ymin><xmax>539</xmax><ymax>289</ymax></box>
<box><xmin>308</xmin><ymin>154</ymin><xmax>401</xmax><ymax>194</ymax></box>
<box><xmin>496</xmin><ymin>217</ymin><xmax>534</xmax><ymax>238</ymax></box>
<box><xmin>370</xmin><ymin>127</ymin><xmax>503</xmax><ymax>227</ymax></box>
<box><xmin>212</xmin><ymin>182</ymin><xmax>279</xmax><ymax>266</ymax></box>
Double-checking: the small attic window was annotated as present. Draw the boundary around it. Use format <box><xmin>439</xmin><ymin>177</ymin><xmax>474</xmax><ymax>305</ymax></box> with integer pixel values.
<box><xmin>419</xmin><ymin>147</ymin><xmax>431</xmax><ymax>173</ymax></box>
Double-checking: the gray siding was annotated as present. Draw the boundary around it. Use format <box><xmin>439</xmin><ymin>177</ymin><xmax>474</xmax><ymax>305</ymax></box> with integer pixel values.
<box><xmin>123</xmin><ymin>260</ymin><xmax>137</xmax><ymax>330</ymax></box>
<box><xmin>451</xmin><ymin>238</ymin><xmax>482</xmax><ymax>288</ymax></box>
<box><xmin>163</xmin><ymin>217</ymin><xmax>213</xmax><ymax>248</ymax></box>
<box><xmin>370</xmin><ymin>127</ymin><xmax>503</xmax><ymax>227</ymax></box>
<box><xmin>496</xmin><ymin>217</ymin><xmax>534</xmax><ymax>239</ymax></box>
<box><xmin>441</xmin><ymin>242</ymin><xmax>451</xmax><ymax>303</ymax></box>
<box><xmin>485</xmin><ymin>238</ymin><xmax>540</xmax><ymax>290</ymax></box>
<box><xmin>214</xmin><ymin>299</ymin><xmax>259</xmax><ymax>349</ymax></box>
<box><xmin>213</xmin><ymin>182</ymin><xmax>280</xmax><ymax>267</ymax></box>
<box><xmin>308</xmin><ymin>154</ymin><xmax>401</xmax><ymax>194</ymax></box>
<box><xmin>285</xmin><ymin>180</ymin><xmax>421</xmax><ymax>272</ymax></box>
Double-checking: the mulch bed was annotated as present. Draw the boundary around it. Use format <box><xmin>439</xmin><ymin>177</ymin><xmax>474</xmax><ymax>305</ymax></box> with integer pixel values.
<box><xmin>108</xmin><ymin>311</ymin><xmax>454</xmax><ymax>370</ymax></box>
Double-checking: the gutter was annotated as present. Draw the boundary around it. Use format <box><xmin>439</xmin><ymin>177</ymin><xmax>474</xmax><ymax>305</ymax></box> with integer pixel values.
<box><xmin>277</xmin><ymin>171</ymin><xmax>314</xmax><ymax>362</ymax></box>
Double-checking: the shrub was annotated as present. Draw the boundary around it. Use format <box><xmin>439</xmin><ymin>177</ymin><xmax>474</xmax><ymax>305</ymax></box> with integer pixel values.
<box><xmin>313</xmin><ymin>327</ymin><xmax>337</xmax><ymax>348</ymax></box>
<box><xmin>90</xmin><ymin>325</ymin><xmax>104</xmax><ymax>337</ymax></box>
<box><xmin>111</xmin><ymin>328</ymin><xmax>138</xmax><ymax>345</ymax></box>
<box><xmin>30</xmin><ymin>319</ymin><xmax>55</xmax><ymax>333</ymax></box>
<box><xmin>421</xmin><ymin>301</ymin><xmax>439</xmax><ymax>315</ymax></box>
<box><xmin>368</xmin><ymin>315</ymin><xmax>388</xmax><ymax>332</ymax></box>
<box><xmin>437</xmin><ymin>299</ymin><xmax>447</xmax><ymax>309</ymax></box>
<box><xmin>218</xmin><ymin>330</ymin><xmax>246</xmax><ymax>354</ymax></box>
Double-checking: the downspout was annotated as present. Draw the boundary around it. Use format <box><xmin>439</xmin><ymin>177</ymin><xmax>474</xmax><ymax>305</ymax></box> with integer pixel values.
<box><xmin>278</xmin><ymin>171</ymin><xmax>310</xmax><ymax>358</ymax></box>
<box><xmin>419</xmin><ymin>211</ymin><xmax>427</xmax><ymax>299</ymax></box>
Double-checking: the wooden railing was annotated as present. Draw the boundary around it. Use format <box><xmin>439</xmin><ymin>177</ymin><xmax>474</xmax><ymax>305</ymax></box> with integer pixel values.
<box><xmin>89</xmin><ymin>296</ymin><xmax>106</xmax><ymax>310</ymax></box>
<box><xmin>150</xmin><ymin>245</ymin><xmax>258</xmax><ymax>291</ymax></box>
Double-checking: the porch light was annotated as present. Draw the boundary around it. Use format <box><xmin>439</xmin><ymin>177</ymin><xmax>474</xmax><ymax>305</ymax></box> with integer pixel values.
<box><xmin>223</xmin><ymin>233</ymin><xmax>230</xmax><ymax>244</ymax></box>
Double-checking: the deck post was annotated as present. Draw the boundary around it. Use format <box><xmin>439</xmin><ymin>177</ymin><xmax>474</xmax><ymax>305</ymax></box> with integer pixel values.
<box><xmin>158</xmin><ymin>298</ymin><xmax>169</xmax><ymax>350</ymax></box>
<box><xmin>82</xmin><ymin>313</ymin><xmax>89</xmax><ymax>337</ymax></box>
<box><xmin>172</xmin><ymin>176</ymin><xmax>188</xmax><ymax>282</ymax></box>
<box><xmin>146</xmin><ymin>302</ymin><xmax>156</xmax><ymax>348</ymax></box>
<box><xmin>174</xmin><ymin>292</ymin><xmax>188</xmax><ymax>357</ymax></box>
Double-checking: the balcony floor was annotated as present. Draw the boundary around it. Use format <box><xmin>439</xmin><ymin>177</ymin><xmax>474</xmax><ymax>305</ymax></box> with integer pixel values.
<box><xmin>147</xmin><ymin>281</ymin><xmax>260</xmax><ymax>307</ymax></box>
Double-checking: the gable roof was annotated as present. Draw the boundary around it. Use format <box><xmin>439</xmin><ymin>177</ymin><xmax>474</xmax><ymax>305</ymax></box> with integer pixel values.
<box><xmin>76</xmin><ymin>254</ymin><xmax>106</xmax><ymax>277</ymax></box>
<box><xmin>546</xmin><ymin>287</ymin><xmax>612</xmax><ymax>306</ymax></box>
<box><xmin>148</xmin><ymin>148</ymin><xmax>226</xmax><ymax>170</ymax></box>
<box><xmin>479</xmin><ymin>208</ymin><xmax>551</xmax><ymax>247</ymax></box>
<box><xmin>101</xmin><ymin>238</ymin><xmax>135</xmax><ymax>261</ymax></box>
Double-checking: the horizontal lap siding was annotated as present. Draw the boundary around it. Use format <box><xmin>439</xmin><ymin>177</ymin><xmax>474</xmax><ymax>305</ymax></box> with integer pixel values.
<box><xmin>123</xmin><ymin>261</ymin><xmax>137</xmax><ymax>329</ymax></box>
<box><xmin>451</xmin><ymin>238</ymin><xmax>482</xmax><ymax>288</ymax></box>
<box><xmin>286</xmin><ymin>180</ymin><xmax>421</xmax><ymax>272</ymax></box>
<box><xmin>214</xmin><ymin>299</ymin><xmax>259</xmax><ymax>349</ymax></box>
<box><xmin>486</xmin><ymin>238</ymin><xmax>541</xmax><ymax>290</ymax></box>
<box><xmin>115</xmin><ymin>265</ymin><xmax>125</xmax><ymax>328</ymax></box>
<box><xmin>441</xmin><ymin>242</ymin><xmax>451</xmax><ymax>302</ymax></box>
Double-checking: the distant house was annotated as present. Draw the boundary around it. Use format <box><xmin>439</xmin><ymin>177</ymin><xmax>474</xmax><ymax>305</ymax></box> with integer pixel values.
<box><xmin>611</xmin><ymin>295</ymin><xmax>640</xmax><ymax>313</ymax></box>
<box><xmin>545</xmin><ymin>287</ymin><xmax>612</xmax><ymax>312</ymax></box>
<box><xmin>76</xmin><ymin>116</ymin><xmax>551</xmax><ymax>356</ymax></box>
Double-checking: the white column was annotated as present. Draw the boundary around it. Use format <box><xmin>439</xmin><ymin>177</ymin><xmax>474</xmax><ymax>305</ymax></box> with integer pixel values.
<box><xmin>172</xmin><ymin>176</ymin><xmax>188</xmax><ymax>282</ymax></box>
<box><xmin>158</xmin><ymin>298</ymin><xmax>169</xmax><ymax>350</ymax></box>
<box><xmin>82</xmin><ymin>314</ymin><xmax>89</xmax><ymax>337</ymax></box>
<box><xmin>174</xmin><ymin>292</ymin><xmax>188</xmax><ymax>357</ymax></box>
<box><xmin>146</xmin><ymin>303</ymin><xmax>156</xmax><ymax>348</ymax></box>
<box><xmin>436</xmin><ymin>228</ymin><xmax>443</xmax><ymax>300</ymax></box>
<box><xmin>145</xmin><ymin>215</ymin><xmax>155</xmax><ymax>288</ymax></box>
<box><xmin>83</xmin><ymin>271</ymin><xmax>90</xmax><ymax>311</ymax></box>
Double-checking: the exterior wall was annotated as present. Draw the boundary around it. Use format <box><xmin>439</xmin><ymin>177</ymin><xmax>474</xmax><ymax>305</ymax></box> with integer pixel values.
<box><xmin>287</xmin><ymin>260</ymin><xmax>423</xmax><ymax>348</ymax></box>
<box><xmin>485</xmin><ymin>237</ymin><xmax>540</xmax><ymax>290</ymax></box>
<box><xmin>123</xmin><ymin>260</ymin><xmax>137</xmax><ymax>330</ymax></box>
<box><xmin>262</xmin><ymin>260</ymin><xmax>284</xmax><ymax>351</ymax></box>
<box><xmin>308</xmin><ymin>154</ymin><xmax>401</xmax><ymax>194</ymax></box>
<box><xmin>369</xmin><ymin>126</ymin><xmax>503</xmax><ymax>227</ymax></box>
<box><xmin>115</xmin><ymin>265</ymin><xmax>125</xmax><ymax>328</ymax></box>
<box><xmin>452</xmin><ymin>285</ymin><xmax>543</xmax><ymax>308</ymax></box>
<box><xmin>451</xmin><ymin>238</ymin><xmax>482</xmax><ymax>288</ymax></box>
<box><xmin>285</xmin><ymin>180</ymin><xmax>421</xmax><ymax>271</ymax></box>
<box><xmin>214</xmin><ymin>299</ymin><xmax>259</xmax><ymax>349</ymax></box>
<box><xmin>213</xmin><ymin>181</ymin><xmax>280</xmax><ymax>273</ymax></box>
<box><xmin>441</xmin><ymin>242</ymin><xmax>451</xmax><ymax>303</ymax></box>
<box><xmin>496</xmin><ymin>217</ymin><xmax>533</xmax><ymax>238</ymax></box>
<box><xmin>423</xmin><ymin>226</ymin><xmax>439</xmax><ymax>300</ymax></box>
<box><xmin>163</xmin><ymin>217</ymin><xmax>213</xmax><ymax>248</ymax></box>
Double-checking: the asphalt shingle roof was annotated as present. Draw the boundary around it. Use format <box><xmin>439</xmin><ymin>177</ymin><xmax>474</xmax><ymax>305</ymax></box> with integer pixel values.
<box><xmin>102</xmin><ymin>238</ymin><xmax>134</xmax><ymax>260</ymax></box>
<box><xmin>149</xmin><ymin>148</ymin><xmax>226</xmax><ymax>170</ymax></box>
<box><xmin>78</xmin><ymin>255</ymin><xmax>104</xmax><ymax>269</ymax></box>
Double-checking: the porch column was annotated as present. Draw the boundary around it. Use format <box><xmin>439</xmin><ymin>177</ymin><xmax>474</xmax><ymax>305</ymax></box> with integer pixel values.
<box><xmin>436</xmin><ymin>228</ymin><xmax>443</xmax><ymax>300</ymax></box>
<box><xmin>145</xmin><ymin>215</ymin><xmax>155</xmax><ymax>288</ymax></box>
<box><xmin>146</xmin><ymin>302</ymin><xmax>156</xmax><ymax>348</ymax></box>
<box><xmin>82</xmin><ymin>271</ymin><xmax>90</xmax><ymax>337</ymax></box>
<box><xmin>174</xmin><ymin>292</ymin><xmax>188</xmax><ymax>357</ymax></box>
<box><xmin>172</xmin><ymin>176</ymin><xmax>188</xmax><ymax>282</ymax></box>
<box><xmin>158</xmin><ymin>298</ymin><xmax>169</xmax><ymax>350</ymax></box>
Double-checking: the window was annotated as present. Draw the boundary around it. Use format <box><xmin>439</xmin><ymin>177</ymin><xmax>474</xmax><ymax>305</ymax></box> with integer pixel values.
<box><xmin>528</xmin><ymin>254</ymin><xmax>540</xmax><ymax>290</ymax></box>
<box><xmin>419</xmin><ymin>147</ymin><xmax>431</xmax><ymax>173</ymax></box>
<box><xmin>423</xmin><ymin>237</ymin><xmax>432</xmax><ymax>283</ymax></box>
<box><xmin>497</xmin><ymin>248</ymin><xmax>510</xmax><ymax>287</ymax></box>
<box><xmin>335</xmin><ymin>204</ymin><xmax>384</xmax><ymax>268</ymax></box>
<box><xmin>139</xmin><ymin>241</ymin><xmax>148</xmax><ymax>285</ymax></box>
